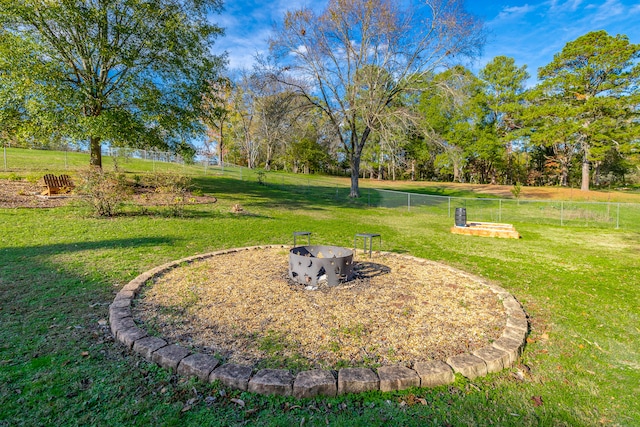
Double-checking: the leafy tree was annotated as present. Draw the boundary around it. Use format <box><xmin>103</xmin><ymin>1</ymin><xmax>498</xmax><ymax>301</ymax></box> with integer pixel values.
<box><xmin>528</xmin><ymin>30</ymin><xmax>640</xmax><ymax>191</ymax></box>
<box><xmin>288</xmin><ymin>135</ymin><xmax>332</xmax><ymax>174</ymax></box>
<box><xmin>418</xmin><ymin>67</ymin><xmax>481</xmax><ymax>182</ymax></box>
<box><xmin>0</xmin><ymin>0</ymin><xmax>225</xmax><ymax>168</ymax></box>
<box><xmin>478</xmin><ymin>56</ymin><xmax>530</xmax><ymax>183</ymax></box>
<box><xmin>175</xmin><ymin>141</ymin><xmax>197</xmax><ymax>165</ymax></box>
<box><xmin>269</xmin><ymin>0</ymin><xmax>483</xmax><ymax>197</ymax></box>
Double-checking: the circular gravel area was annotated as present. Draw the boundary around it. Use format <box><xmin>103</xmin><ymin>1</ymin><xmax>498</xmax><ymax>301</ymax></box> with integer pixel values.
<box><xmin>133</xmin><ymin>247</ymin><xmax>505</xmax><ymax>371</ymax></box>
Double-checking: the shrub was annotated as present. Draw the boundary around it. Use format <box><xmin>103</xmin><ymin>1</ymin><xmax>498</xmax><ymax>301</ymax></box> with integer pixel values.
<box><xmin>256</xmin><ymin>170</ymin><xmax>266</xmax><ymax>185</ymax></box>
<box><xmin>148</xmin><ymin>172</ymin><xmax>192</xmax><ymax>217</ymax></box>
<box><xmin>78</xmin><ymin>168</ymin><xmax>131</xmax><ymax>217</ymax></box>
<box><xmin>511</xmin><ymin>182</ymin><xmax>522</xmax><ymax>200</ymax></box>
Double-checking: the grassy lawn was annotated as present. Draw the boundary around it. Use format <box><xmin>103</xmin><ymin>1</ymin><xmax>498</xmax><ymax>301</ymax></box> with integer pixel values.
<box><xmin>1</xmin><ymin>150</ymin><xmax>639</xmax><ymax>426</ymax></box>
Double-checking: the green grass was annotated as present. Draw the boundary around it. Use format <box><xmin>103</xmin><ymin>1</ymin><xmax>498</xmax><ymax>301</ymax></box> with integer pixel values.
<box><xmin>1</xmin><ymin>150</ymin><xmax>640</xmax><ymax>426</ymax></box>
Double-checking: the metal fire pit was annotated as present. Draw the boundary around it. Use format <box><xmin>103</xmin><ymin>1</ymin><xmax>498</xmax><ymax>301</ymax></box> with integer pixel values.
<box><xmin>289</xmin><ymin>245</ymin><xmax>354</xmax><ymax>287</ymax></box>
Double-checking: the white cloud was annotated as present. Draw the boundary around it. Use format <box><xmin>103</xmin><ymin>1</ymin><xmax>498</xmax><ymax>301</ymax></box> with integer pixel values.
<box><xmin>495</xmin><ymin>4</ymin><xmax>536</xmax><ymax>21</ymax></box>
<box><xmin>214</xmin><ymin>0</ymin><xmax>327</xmax><ymax>70</ymax></box>
<box><xmin>548</xmin><ymin>0</ymin><xmax>584</xmax><ymax>13</ymax></box>
<box><xmin>591</xmin><ymin>0</ymin><xmax>625</xmax><ymax>23</ymax></box>
<box><xmin>292</xmin><ymin>45</ymin><xmax>308</xmax><ymax>56</ymax></box>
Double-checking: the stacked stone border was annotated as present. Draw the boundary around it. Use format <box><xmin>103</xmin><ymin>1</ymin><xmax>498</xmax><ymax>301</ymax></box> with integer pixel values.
<box><xmin>110</xmin><ymin>245</ymin><xmax>528</xmax><ymax>398</ymax></box>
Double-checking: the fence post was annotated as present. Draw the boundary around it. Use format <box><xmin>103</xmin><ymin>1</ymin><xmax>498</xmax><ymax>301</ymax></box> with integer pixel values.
<box><xmin>408</xmin><ymin>193</ymin><xmax>411</xmax><ymax>212</ymax></box>
<box><xmin>616</xmin><ymin>203</ymin><xmax>620</xmax><ymax>229</ymax></box>
<box><xmin>499</xmin><ymin>199</ymin><xmax>502</xmax><ymax>222</ymax></box>
<box><xmin>448</xmin><ymin>197</ymin><xmax>451</xmax><ymax>218</ymax></box>
<box><xmin>3</xmin><ymin>144</ymin><xmax>7</xmax><ymax>171</ymax></box>
<box><xmin>560</xmin><ymin>201</ymin><xmax>564</xmax><ymax>226</ymax></box>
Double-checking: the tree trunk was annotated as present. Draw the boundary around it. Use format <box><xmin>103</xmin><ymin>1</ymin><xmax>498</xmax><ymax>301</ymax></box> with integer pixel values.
<box><xmin>219</xmin><ymin>123</ymin><xmax>225</xmax><ymax>169</ymax></box>
<box><xmin>560</xmin><ymin>160</ymin><xmax>569</xmax><ymax>186</ymax></box>
<box><xmin>391</xmin><ymin>156</ymin><xmax>396</xmax><ymax>181</ymax></box>
<box><xmin>90</xmin><ymin>136</ymin><xmax>102</xmax><ymax>168</ymax></box>
<box><xmin>265</xmin><ymin>144</ymin><xmax>273</xmax><ymax>171</ymax></box>
<box><xmin>378</xmin><ymin>142</ymin><xmax>383</xmax><ymax>180</ymax></box>
<box><xmin>347</xmin><ymin>126</ymin><xmax>370</xmax><ymax>198</ymax></box>
<box><xmin>453</xmin><ymin>158</ymin><xmax>460</xmax><ymax>182</ymax></box>
<box><xmin>581</xmin><ymin>146</ymin><xmax>590</xmax><ymax>192</ymax></box>
<box><xmin>349</xmin><ymin>152</ymin><xmax>361</xmax><ymax>197</ymax></box>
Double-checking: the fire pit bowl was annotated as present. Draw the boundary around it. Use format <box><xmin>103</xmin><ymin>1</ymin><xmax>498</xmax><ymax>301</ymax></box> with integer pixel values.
<box><xmin>289</xmin><ymin>245</ymin><xmax>354</xmax><ymax>287</ymax></box>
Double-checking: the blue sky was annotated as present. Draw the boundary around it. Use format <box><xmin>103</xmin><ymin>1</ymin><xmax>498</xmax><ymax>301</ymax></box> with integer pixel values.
<box><xmin>213</xmin><ymin>0</ymin><xmax>640</xmax><ymax>85</ymax></box>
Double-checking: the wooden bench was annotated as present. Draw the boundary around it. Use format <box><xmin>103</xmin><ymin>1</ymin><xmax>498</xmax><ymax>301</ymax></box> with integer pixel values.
<box><xmin>42</xmin><ymin>174</ymin><xmax>75</xmax><ymax>196</ymax></box>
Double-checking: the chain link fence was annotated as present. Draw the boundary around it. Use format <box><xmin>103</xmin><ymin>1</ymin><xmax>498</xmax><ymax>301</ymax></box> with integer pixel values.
<box><xmin>2</xmin><ymin>145</ymin><xmax>187</xmax><ymax>172</ymax></box>
<box><xmin>369</xmin><ymin>188</ymin><xmax>640</xmax><ymax>230</ymax></box>
<box><xmin>216</xmin><ymin>166</ymin><xmax>640</xmax><ymax>230</ymax></box>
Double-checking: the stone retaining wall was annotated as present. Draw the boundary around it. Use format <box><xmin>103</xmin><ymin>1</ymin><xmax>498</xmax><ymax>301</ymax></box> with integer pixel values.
<box><xmin>110</xmin><ymin>246</ymin><xmax>528</xmax><ymax>398</ymax></box>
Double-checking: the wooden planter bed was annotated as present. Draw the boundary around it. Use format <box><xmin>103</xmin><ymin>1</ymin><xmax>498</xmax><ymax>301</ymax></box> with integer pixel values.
<box><xmin>450</xmin><ymin>221</ymin><xmax>521</xmax><ymax>239</ymax></box>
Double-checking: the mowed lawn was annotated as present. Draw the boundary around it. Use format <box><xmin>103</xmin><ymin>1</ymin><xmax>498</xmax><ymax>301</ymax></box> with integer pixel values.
<box><xmin>1</xmin><ymin>158</ymin><xmax>639</xmax><ymax>425</ymax></box>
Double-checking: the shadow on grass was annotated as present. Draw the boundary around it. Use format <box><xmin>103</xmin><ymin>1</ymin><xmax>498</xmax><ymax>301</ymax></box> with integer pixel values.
<box><xmin>191</xmin><ymin>175</ymin><xmax>477</xmax><ymax>214</ymax></box>
<box><xmin>191</xmin><ymin>176</ymin><xmax>370</xmax><ymax>211</ymax></box>
<box><xmin>0</xmin><ymin>236</ymin><xmax>186</xmax><ymax>424</ymax></box>
<box><xmin>10</xmin><ymin>236</ymin><xmax>175</xmax><ymax>258</ymax></box>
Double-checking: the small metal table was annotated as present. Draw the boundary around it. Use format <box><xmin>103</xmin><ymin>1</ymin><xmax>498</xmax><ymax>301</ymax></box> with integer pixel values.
<box><xmin>354</xmin><ymin>233</ymin><xmax>381</xmax><ymax>258</ymax></box>
<box><xmin>293</xmin><ymin>231</ymin><xmax>311</xmax><ymax>247</ymax></box>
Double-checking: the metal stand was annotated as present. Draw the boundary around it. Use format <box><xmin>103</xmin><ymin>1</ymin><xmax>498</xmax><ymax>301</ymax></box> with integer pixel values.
<box><xmin>354</xmin><ymin>233</ymin><xmax>381</xmax><ymax>258</ymax></box>
<box><xmin>293</xmin><ymin>231</ymin><xmax>311</xmax><ymax>247</ymax></box>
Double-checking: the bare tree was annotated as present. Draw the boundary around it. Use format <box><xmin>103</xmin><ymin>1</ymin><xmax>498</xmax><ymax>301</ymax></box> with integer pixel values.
<box><xmin>251</xmin><ymin>79</ymin><xmax>298</xmax><ymax>171</ymax></box>
<box><xmin>202</xmin><ymin>77</ymin><xmax>233</xmax><ymax>167</ymax></box>
<box><xmin>231</xmin><ymin>72</ymin><xmax>260</xmax><ymax>168</ymax></box>
<box><xmin>269</xmin><ymin>0</ymin><xmax>483</xmax><ymax>197</ymax></box>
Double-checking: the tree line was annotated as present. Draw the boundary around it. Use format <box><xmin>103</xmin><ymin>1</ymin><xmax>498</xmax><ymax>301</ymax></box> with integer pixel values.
<box><xmin>210</xmin><ymin>29</ymin><xmax>639</xmax><ymax>194</ymax></box>
<box><xmin>1</xmin><ymin>1</ymin><xmax>638</xmax><ymax>196</ymax></box>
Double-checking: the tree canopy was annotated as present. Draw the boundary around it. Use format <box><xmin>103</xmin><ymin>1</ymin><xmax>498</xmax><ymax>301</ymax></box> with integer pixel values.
<box><xmin>527</xmin><ymin>30</ymin><xmax>640</xmax><ymax>190</ymax></box>
<box><xmin>0</xmin><ymin>0</ymin><xmax>225</xmax><ymax>168</ymax></box>
<box><xmin>268</xmin><ymin>0</ymin><xmax>484</xmax><ymax>197</ymax></box>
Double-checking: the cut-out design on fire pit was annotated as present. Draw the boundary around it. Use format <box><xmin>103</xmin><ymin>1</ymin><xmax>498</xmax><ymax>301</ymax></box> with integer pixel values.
<box><xmin>289</xmin><ymin>245</ymin><xmax>354</xmax><ymax>287</ymax></box>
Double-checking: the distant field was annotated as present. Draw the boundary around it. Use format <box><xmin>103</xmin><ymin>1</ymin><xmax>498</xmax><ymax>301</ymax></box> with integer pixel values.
<box><xmin>3</xmin><ymin>146</ymin><xmax>640</xmax><ymax>203</ymax></box>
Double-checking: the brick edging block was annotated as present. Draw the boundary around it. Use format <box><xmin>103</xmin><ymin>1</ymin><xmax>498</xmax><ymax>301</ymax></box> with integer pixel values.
<box><xmin>248</xmin><ymin>369</ymin><xmax>294</xmax><ymax>396</ymax></box>
<box><xmin>111</xmin><ymin>246</ymin><xmax>529</xmax><ymax>398</ymax></box>
<box><xmin>338</xmin><ymin>368</ymin><xmax>379</xmax><ymax>394</ymax></box>
<box><xmin>377</xmin><ymin>365</ymin><xmax>420</xmax><ymax>392</ymax></box>
<box><xmin>178</xmin><ymin>354</ymin><xmax>220</xmax><ymax>382</ymax></box>
<box><xmin>293</xmin><ymin>370</ymin><xmax>337</xmax><ymax>398</ymax></box>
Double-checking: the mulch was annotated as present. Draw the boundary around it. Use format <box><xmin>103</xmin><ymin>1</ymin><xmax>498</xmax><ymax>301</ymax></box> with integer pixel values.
<box><xmin>134</xmin><ymin>247</ymin><xmax>505</xmax><ymax>371</ymax></box>
<box><xmin>0</xmin><ymin>179</ymin><xmax>71</xmax><ymax>208</ymax></box>
<box><xmin>0</xmin><ymin>178</ymin><xmax>216</xmax><ymax>209</ymax></box>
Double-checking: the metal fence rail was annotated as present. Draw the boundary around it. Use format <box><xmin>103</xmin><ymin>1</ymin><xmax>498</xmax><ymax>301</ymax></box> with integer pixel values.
<box><xmin>220</xmin><ymin>168</ymin><xmax>639</xmax><ymax>230</ymax></box>
<box><xmin>370</xmin><ymin>188</ymin><xmax>640</xmax><ymax>230</ymax></box>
